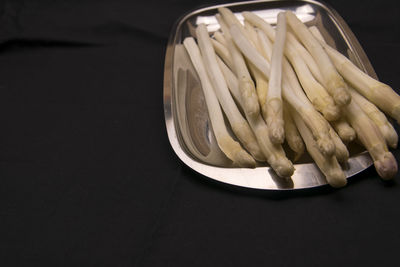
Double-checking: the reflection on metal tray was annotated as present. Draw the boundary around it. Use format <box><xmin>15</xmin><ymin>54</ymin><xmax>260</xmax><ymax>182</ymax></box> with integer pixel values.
<box><xmin>164</xmin><ymin>0</ymin><xmax>375</xmax><ymax>190</ymax></box>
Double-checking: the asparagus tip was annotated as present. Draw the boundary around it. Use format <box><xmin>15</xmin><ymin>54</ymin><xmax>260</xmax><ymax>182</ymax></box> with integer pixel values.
<box><xmin>333</xmin><ymin>88</ymin><xmax>351</xmax><ymax>106</ymax></box>
<box><xmin>317</xmin><ymin>137</ymin><xmax>336</xmax><ymax>157</ymax></box>
<box><xmin>382</xmin><ymin>125</ymin><xmax>398</xmax><ymax>149</ymax></box>
<box><xmin>326</xmin><ymin>169</ymin><xmax>347</xmax><ymax>188</ymax></box>
<box><xmin>272</xmin><ymin>157</ymin><xmax>295</xmax><ymax>178</ymax></box>
<box><xmin>391</xmin><ymin>105</ymin><xmax>400</xmax><ymax>124</ymax></box>
<box><xmin>268</xmin><ymin>122</ymin><xmax>285</xmax><ymax>144</ymax></box>
<box><xmin>374</xmin><ymin>152</ymin><xmax>398</xmax><ymax>180</ymax></box>
<box><xmin>337</xmin><ymin>127</ymin><xmax>356</xmax><ymax>143</ymax></box>
<box><xmin>322</xmin><ymin>104</ymin><xmax>341</xmax><ymax>121</ymax></box>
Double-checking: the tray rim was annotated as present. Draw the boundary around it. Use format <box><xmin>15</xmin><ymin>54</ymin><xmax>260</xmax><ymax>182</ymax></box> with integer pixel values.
<box><xmin>163</xmin><ymin>0</ymin><xmax>375</xmax><ymax>191</ymax></box>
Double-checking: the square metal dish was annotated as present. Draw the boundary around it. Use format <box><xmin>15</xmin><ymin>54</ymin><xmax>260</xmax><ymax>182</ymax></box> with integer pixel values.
<box><xmin>164</xmin><ymin>0</ymin><xmax>376</xmax><ymax>190</ymax></box>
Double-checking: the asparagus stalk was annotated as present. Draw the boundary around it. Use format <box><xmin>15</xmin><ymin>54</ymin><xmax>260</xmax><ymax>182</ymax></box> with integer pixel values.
<box><xmin>218</xmin><ymin>7</ymin><xmax>252</xmax><ymax>40</ymax></box>
<box><xmin>309</xmin><ymin>26</ymin><xmax>400</xmax><ymax>124</ymax></box>
<box><xmin>213</xmin><ymin>31</ymin><xmax>227</xmax><ymax>46</ymax></box>
<box><xmin>217</xmin><ymin>56</ymin><xmax>242</xmax><ymax>106</ymax></box>
<box><xmin>244</xmin><ymin>12</ymin><xmax>340</xmax><ymax>120</ymax></box>
<box><xmin>216</xmin><ymin>18</ymin><xmax>260</xmax><ymax>121</ymax></box>
<box><xmin>246</xmin><ymin>58</ymin><xmax>270</xmax><ymax>121</ymax></box>
<box><xmin>291</xmin><ymin>107</ymin><xmax>347</xmax><ymax>188</ymax></box>
<box><xmin>349</xmin><ymin>88</ymin><xmax>398</xmax><ymax>148</ymax></box>
<box><xmin>219</xmin><ymin>57</ymin><xmax>294</xmax><ymax>177</ymax></box>
<box><xmin>211</xmin><ymin>38</ymin><xmax>234</xmax><ymax>70</ymax></box>
<box><xmin>345</xmin><ymin>98</ymin><xmax>398</xmax><ymax>180</ymax></box>
<box><xmin>244</xmin><ymin>11</ymin><xmax>323</xmax><ymax>83</ymax></box>
<box><xmin>229</xmin><ymin>23</ymin><xmax>335</xmax><ymax>157</ymax></box>
<box><xmin>283</xmin><ymin>102</ymin><xmax>305</xmax><ymax>162</ymax></box>
<box><xmin>183</xmin><ymin>37</ymin><xmax>256</xmax><ymax>167</ymax></box>
<box><xmin>327</xmin><ymin>123</ymin><xmax>349</xmax><ymax>163</ymax></box>
<box><xmin>331</xmin><ymin>118</ymin><xmax>356</xmax><ymax>143</ymax></box>
<box><xmin>196</xmin><ymin>24</ymin><xmax>263</xmax><ymax>162</ymax></box>
<box><xmin>285</xmin><ymin>41</ymin><xmax>341</xmax><ymax>121</ymax></box>
<box><xmin>256</xmin><ymin>28</ymin><xmax>272</xmax><ymax>60</ymax></box>
<box><xmin>285</xmin><ymin>11</ymin><xmax>351</xmax><ymax>106</ymax></box>
<box><xmin>265</xmin><ymin>12</ymin><xmax>285</xmax><ymax>144</ymax></box>
<box><xmin>240</xmin><ymin>21</ymin><xmax>270</xmax><ymax>118</ymax></box>
<box><xmin>286</xmin><ymin>32</ymin><xmax>324</xmax><ymax>84</ymax></box>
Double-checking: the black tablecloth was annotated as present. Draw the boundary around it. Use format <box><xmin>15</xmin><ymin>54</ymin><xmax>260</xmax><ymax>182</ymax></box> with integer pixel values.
<box><xmin>0</xmin><ymin>0</ymin><xmax>399</xmax><ymax>266</ymax></box>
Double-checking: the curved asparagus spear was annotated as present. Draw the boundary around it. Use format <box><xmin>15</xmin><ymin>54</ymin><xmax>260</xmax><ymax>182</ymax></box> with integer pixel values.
<box><xmin>309</xmin><ymin>25</ymin><xmax>400</xmax><ymax>124</ymax></box>
<box><xmin>285</xmin><ymin>11</ymin><xmax>351</xmax><ymax>106</ymax></box>
<box><xmin>183</xmin><ymin>37</ymin><xmax>255</xmax><ymax>167</ymax></box>
<box><xmin>345</xmin><ymin>98</ymin><xmax>397</xmax><ymax>180</ymax></box>
<box><xmin>265</xmin><ymin>12</ymin><xmax>285</xmax><ymax>144</ymax></box>
<box><xmin>291</xmin><ymin>107</ymin><xmax>347</xmax><ymax>188</ymax></box>
<box><xmin>196</xmin><ymin>24</ymin><xmax>263</xmax><ymax>162</ymax></box>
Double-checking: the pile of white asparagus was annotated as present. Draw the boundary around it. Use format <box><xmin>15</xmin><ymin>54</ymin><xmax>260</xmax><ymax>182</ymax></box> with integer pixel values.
<box><xmin>183</xmin><ymin>7</ymin><xmax>399</xmax><ymax>187</ymax></box>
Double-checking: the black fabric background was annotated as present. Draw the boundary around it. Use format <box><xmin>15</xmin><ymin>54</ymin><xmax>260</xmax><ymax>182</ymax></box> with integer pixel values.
<box><xmin>0</xmin><ymin>0</ymin><xmax>399</xmax><ymax>266</ymax></box>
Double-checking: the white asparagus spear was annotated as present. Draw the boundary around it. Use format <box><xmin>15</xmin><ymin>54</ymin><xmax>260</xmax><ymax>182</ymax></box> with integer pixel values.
<box><xmin>349</xmin><ymin>88</ymin><xmax>398</xmax><ymax>149</ymax></box>
<box><xmin>285</xmin><ymin>11</ymin><xmax>351</xmax><ymax>106</ymax></box>
<box><xmin>291</xmin><ymin>107</ymin><xmax>347</xmax><ymax>188</ymax></box>
<box><xmin>217</xmin><ymin>56</ymin><xmax>241</xmax><ymax>106</ymax></box>
<box><xmin>265</xmin><ymin>12</ymin><xmax>285</xmax><ymax>144</ymax></box>
<box><xmin>213</xmin><ymin>31</ymin><xmax>228</xmax><ymax>46</ymax></box>
<box><xmin>331</xmin><ymin>118</ymin><xmax>356</xmax><ymax>143</ymax></box>
<box><xmin>211</xmin><ymin>38</ymin><xmax>234</xmax><ymax>70</ymax></box>
<box><xmin>196</xmin><ymin>24</ymin><xmax>264</xmax><ymax>162</ymax></box>
<box><xmin>285</xmin><ymin>41</ymin><xmax>341</xmax><ymax>121</ymax></box>
<box><xmin>286</xmin><ymin>32</ymin><xmax>324</xmax><ymax>84</ymax></box>
<box><xmin>183</xmin><ymin>37</ymin><xmax>255</xmax><ymax>167</ymax></box>
<box><xmin>216</xmin><ymin>17</ymin><xmax>260</xmax><ymax>121</ymax></box>
<box><xmin>309</xmin><ymin>25</ymin><xmax>400</xmax><ymax>124</ymax></box>
<box><xmin>218</xmin><ymin>59</ymin><xmax>294</xmax><ymax>176</ymax></box>
<box><xmin>229</xmin><ymin>24</ymin><xmax>335</xmax><ymax>157</ymax></box>
<box><xmin>327</xmin><ymin>124</ymin><xmax>349</xmax><ymax>163</ymax></box>
<box><xmin>244</xmin><ymin>11</ymin><xmax>323</xmax><ymax>83</ymax></box>
<box><xmin>241</xmin><ymin>22</ymin><xmax>270</xmax><ymax>121</ymax></box>
<box><xmin>283</xmin><ymin>102</ymin><xmax>305</xmax><ymax>162</ymax></box>
<box><xmin>345</xmin><ymin>99</ymin><xmax>398</xmax><ymax>180</ymax></box>
<box><xmin>245</xmin><ymin>12</ymin><xmax>340</xmax><ymax>121</ymax></box>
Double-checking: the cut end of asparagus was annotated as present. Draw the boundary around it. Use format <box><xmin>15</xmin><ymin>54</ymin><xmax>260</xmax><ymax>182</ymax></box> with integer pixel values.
<box><xmin>317</xmin><ymin>137</ymin><xmax>336</xmax><ymax>157</ymax></box>
<box><xmin>271</xmin><ymin>157</ymin><xmax>295</xmax><ymax>178</ymax></box>
<box><xmin>336</xmin><ymin>146</ymin><xmax>349</xmax><ymax>164</ymax></box>
<box><xmin>333</xmin><ymin>86</ymin><xmax>352</xmax><ymax>106</ymax></box>
<box><xmin>322</xmin><ymin>103</ymin><xmax>341</xmax><ymax>121</ymax></box>
<box><xmin>374</xmin><ymin>152</ymin><xmax>398</xmax><ymax>180</ymax></box>
<box><xmin>326</xmin><ymin>169</ymin><xmax>347</xmax><ymax>188</ymax></box>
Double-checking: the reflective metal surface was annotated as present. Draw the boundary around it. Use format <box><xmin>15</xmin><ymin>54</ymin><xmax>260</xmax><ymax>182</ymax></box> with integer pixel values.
<box><xmin>164</xmin><ymin>0</ymin><xmax>376</xmax><ymax>190</ymax></box>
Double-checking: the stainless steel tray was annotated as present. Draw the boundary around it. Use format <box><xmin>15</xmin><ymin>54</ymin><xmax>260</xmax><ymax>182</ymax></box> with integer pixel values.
<box><xmin>164</xmin><ymin>0</ymin><xmax>375</xmax><ymax>190</ymax></box>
